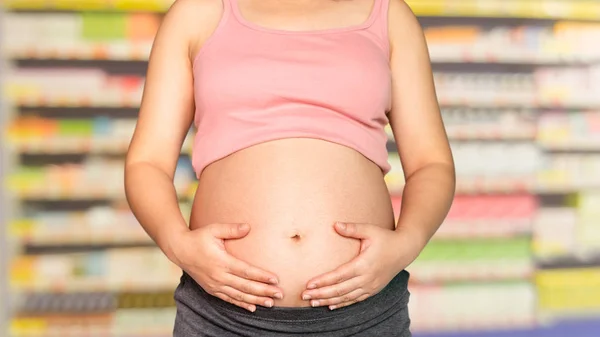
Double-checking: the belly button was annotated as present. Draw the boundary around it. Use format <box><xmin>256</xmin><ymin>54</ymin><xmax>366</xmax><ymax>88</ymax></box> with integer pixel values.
<box><xmin>287</xmin><ymin>230</ymin><xmax>303</xmax><ymax>242</ymax></box>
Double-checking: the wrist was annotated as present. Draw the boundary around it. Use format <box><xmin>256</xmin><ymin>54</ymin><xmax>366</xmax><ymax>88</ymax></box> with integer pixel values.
<box><xmin>158</xmin><ymin>225</ymin><xmax>190</xmax><ymax>267</ymax></box>
<box><xmin>394</xmin><ymin>225</ymin><xmax>428</xmax><ymax>261</ymax></box>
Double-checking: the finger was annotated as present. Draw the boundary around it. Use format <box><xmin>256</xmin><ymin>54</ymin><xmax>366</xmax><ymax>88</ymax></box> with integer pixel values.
<box><xmin>220</xmin><ymin>285</ymin><xmax>275</xmax><ymax>308</ymax></box>
<box><xmin>210</xmin><ymin>223</ymin><xmax>251</xmax><ymax>240</ymax></box>
<box><xmin>224</xmin><ymin>274</ymin><xmax>284</xmax><ymax>300</ymax></box>
<box><xmin>334</xmin><ymin>222</ymin><xmax>371</xmax><ymax>240</ymax></box>
<box><xmin>329</xmin><ymin>293</ymin><xmax>370</xmax><ymax>310</ymax></box>
<box><xmin>213</xmin><ymin>292</ymin><xmax>256</xmax><ymax>312</ymax></box>
<box><xmin>227</xmin><ymin>257</ymin><xmax>280</xmax><ymax>285</ymax></box>
<box><xmin>309</xmin><ymin>288</ymin><xmax>365</xmax><ymax>308</ymax></box>
<box><xmin>302</xmin><ymin>276</ymin><xmax>362</xmax><ymax>301</ymax></box>
<box><xmin>306</xmin><ymin>261</ymin><xmax>359</xmax><ymax>290</ymax></box>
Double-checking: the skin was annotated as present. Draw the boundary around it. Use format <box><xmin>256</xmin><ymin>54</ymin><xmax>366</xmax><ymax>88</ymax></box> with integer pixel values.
<box><xmin>301</xmin><ymin>0</ymin><xmax>455</xmax><ymax>309</ymax></box>
<box><xmin>125</xmin><ymin>0</ymin><xmax>455</xmax><ymax>313</ymax></box>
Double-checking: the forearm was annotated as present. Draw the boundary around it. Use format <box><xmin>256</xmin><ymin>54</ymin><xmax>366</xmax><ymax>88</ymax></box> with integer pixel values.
<box><xmin>124</xmin><ymin>162</ymin><xmax>189</xmax><ymax>264</ymax></box>
<box><xmin>395</xmin><ymin>162</ymin><xmax>456</xmax><ymax>252</ymax></box>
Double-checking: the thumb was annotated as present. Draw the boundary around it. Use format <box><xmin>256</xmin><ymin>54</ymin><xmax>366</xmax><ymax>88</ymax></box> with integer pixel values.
<box><xmin>210</xmin><ymin>223</ymin><xmax>250</xmax><ymax>239</ymax></box>
<box><xmin>334</xmin><ymin>222</ymin><xmax>370</xmax><ymax>239</ymax></box>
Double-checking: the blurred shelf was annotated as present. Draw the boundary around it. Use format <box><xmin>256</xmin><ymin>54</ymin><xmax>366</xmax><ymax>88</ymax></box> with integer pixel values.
<box><xmin>7</xmin><ymin>43</ymin><xmax>152</xmax><ymax>62</ymax></box>
<box><xmin>16</xmin><ymin>291</ymin><xmax>176</xmax><ymax>314</ymax></box>
<box><xmin>438</xmin><ymin>96</ymin><xmax>600</xmax><ymax>110</ymax></box>
<box><xmin>8</xmin><ymin>137</ymin><xmax>193</xmax><ymax>155</ymax></box>
<box><xmin>10</xmin><ymin>47</ymin><xmax>600</xmax><ymax>67</ymax></box>
<box><xmin>13</xmin><ymin>232</ymin><xmax>152</xmax><ymax>247</ymax></box>
<box><xmin>409</xmin><ymin>261</ymin><xmax>533</xmax><ymax>284</ymax></box>
<box><xmin>10</xmin><ymin>308</ymin><xmax>176</xmax><ymax>337</ymax></box>
<box><xmin>9</xmin><ymin>188</ymin><xmax>194</xmax><ymax>201</ymax></box>
<box><xmin>4</xmin><ymin>0</ymin><xmax>173</xmax><ymax>12</ymax></box>
<box><xmin>385</xmin><ymin>125</ymin><xmax>536</xmax><ymax>142</ymax></box>
<box><xmin>434</xmin><ymin>221</ymin><xmax>532</xmax><ymax>240</ymax></box>
<box><xmin>414</xmin><ymin>319</ymin><xmax>600</xmax><ymax>337</ymax></box>
<box><xmin>10</xmin><ymin>96</ymin><xmax>141</xmax><ymax>109</ymax></box>
<box><xmin>387</xmin><ymin>177</ymin><xmax>536</xmax><ymax>195</ymax></box>
<box><xmin>430</xmin><ymin>50</ymin><xmax>600</xmax><ymax>66</ymax></box>
<box><xmin>10</xmin><ymin>277</ymin><xmax>178</xmax><ymax>294</ymax></box>
<box><xmin>537</xmin><ymin>253</ymin><xmax>600</xmax><ymax>270</ymax></box>
<box><xmin>535</xmin><ymin>183</ymin><xmax>600</xmax><ymax>194</ymax></box>
<box><xmin>10</xmin><ymin>248</ymin><xmax>181</xmax><ymax>293</ymax></box>
<box><xmin>454</xmin><ymin>176</ymin><xmax>535</xmax><ymax>195</ymax></box>
<box><xmin>405</xmin><ymin>0</ymin><xmax>600</xmax><ymax>21</ymax></box>
<box><xmin>9</xmin><ymin>0</ymin><xmax>598</xmax><ymax>21</ymax></box>
<box><xmin>538</xmin><ymin>140</ymin><xmax>600</xmax><ymax>152</ymax></box>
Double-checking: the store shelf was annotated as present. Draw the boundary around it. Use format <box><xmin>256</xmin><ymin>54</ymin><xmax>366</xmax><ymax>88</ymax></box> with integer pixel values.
<box><xmin>4</xmin><ymin>0</ymin><xmax>173</xmax><ymax>12</ymax></box>
<box><xmin>10</xmin><ymin>47</ymin><xmax>600</xmax><ymax>66</ymax></box>
<box><xmin>8</xmin><ymin>136</ymin><xmax>193</xmax><ymax>155</ymax></box>
<box><xmin>3</xmin><ymin>2</ymin><xmax>600</xmax><ymax>337</ymax></box>
<box><xmin>414</xmin><ymin>319</ymin><xmax>600</xmax><ymax>337</ymax></box>
<box><xmin>7</xmin><ymin>0</ymin><xmax>600</xmax><ymax>22</ymax></box>
<box><xmin>9</xmin><ymin>248</ymin><xmax>181</xmax><ymax>293</ymax></box>
<box><xmin>405</xmin><ymin>0</ymin><xmax>600</xmax><ymax>21</ymax></box>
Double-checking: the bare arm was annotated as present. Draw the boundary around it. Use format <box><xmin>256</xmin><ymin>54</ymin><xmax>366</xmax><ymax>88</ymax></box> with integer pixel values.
<box><xmin>388</xmin><ymin>0</ymin><xmax>456</xmax><ymax>250</ymax></box>
<box><xmin>124</xmin><ymin>0</ymin><xmax>282</xmax><ymax>311</ymax></box>
<box><xmin>124</xmin><ymin>0</ymin><xmax>198</xmax><ymax>263</ymax></box>
<box><xmin>298</xmin><ymin>1</ymin><xmax>455</xmax><ymax>308</ymax></box>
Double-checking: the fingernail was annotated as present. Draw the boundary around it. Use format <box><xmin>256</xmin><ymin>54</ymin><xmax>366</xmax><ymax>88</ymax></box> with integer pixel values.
<box><xmin>274</xmin><ymin>292</ymin><xmax>283</xmax><ymax>299</ymax></box>
<box><xmin>269</xmin><ymin>278</ymin><xmax>279</xmax><ymax>285</ymax></box>
<box><xmin>337</xmin><ymin>222</ymin><xmax>346</xmax><ymax>230</ymax></box>
<box><xmin>248</xmin><ymin>305</ymin><xmax>256</xmax><ymax>312</ymax></box>
<box><xmin>329</xmin><ymin>305</ymin><xmax>337</xmax><ymax>310</ymax></box>
<box><xmin>311</xmin><ymin>300</ymin><xmax>319</xmax><ymax>307</ymax></box>
<box><xmin>265</xmin><ymin>300</ymin><xmax>273</xmax><ymax>307</ymax></box>
<box><xmin>302</xmin><ymin>294</ymin><xmax>311</xmax><ymax>300</ymax></box>
<box><xmin>307</xmin><ymin>283</ymin><xmax>317</xmax><ymax>289</ymax></box>
<box><xmin>239</xmin><ymin>224</ymin><xmax>249</xmax><ymax>231</ymax></box>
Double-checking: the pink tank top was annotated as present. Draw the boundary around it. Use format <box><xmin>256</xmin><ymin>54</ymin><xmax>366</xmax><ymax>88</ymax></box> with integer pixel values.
<box><xmin>191</xmin><ymin>0</ymin><xmax>392</xmax><ymax>178</ymax></box>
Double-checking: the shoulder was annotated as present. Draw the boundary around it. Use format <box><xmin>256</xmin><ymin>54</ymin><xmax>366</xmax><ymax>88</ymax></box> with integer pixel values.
<box><xmin>387</xmin><ymin>0</ymin><xmax>424</xmax><ymax>39</ymax></box>
<box><xmin>386</xmin><ymin>0</ymin><xmax>426</xmax><ymax>51</ymax></box>
<box><xmin>158</xmin><ymin>0</ymin><xmax>225</xmax><ymax>55</ymax></box>
<box><xmin>166</xmin><ymin>0</ymin><xmax>224</xmax><ymax>22</ymax></box>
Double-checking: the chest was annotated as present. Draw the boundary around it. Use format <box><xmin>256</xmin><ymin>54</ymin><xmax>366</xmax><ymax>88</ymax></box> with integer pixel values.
<box><xmin>236</xmin><ymin>0</ymin><xmax>375</xmax><ymax>32</ymax></box>
<box><xmin>195</xmin><ymin>34</ymin><xmax>391</xmax><ymax>115</ymax></box>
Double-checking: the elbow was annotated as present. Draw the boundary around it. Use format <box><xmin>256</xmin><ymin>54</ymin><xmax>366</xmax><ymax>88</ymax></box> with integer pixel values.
<box><xmin>405</xmin><ymin>160</ymin><xmax>456</xmax><ymax>191</ymax></box>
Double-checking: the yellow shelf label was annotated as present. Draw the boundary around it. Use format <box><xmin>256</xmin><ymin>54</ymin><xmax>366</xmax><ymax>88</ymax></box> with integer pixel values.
<box><xmin>4</xmin><ymin>0</ymin><xmax>48</xmax><ymax>9</ymax></box>
<box><xmin>114</xmin><ymin>0</ymin><xmax>170</xmax><ymax>11</ymax></box>
<box><xmin>52</xmin><ymin>0</ymin><xmax>107</xmax><ymax>11</ymax></box>
<box><xmin>405</xmin><ymin>0</ymin><xmax>600</xmax><ymax>20</ymax></box>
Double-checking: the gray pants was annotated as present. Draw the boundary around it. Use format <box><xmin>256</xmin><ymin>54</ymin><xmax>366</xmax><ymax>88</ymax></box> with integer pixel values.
<box><xmin>173</xmin><ymin>270</ymin><xmax>412</xmax><ymax>336</ymax></box>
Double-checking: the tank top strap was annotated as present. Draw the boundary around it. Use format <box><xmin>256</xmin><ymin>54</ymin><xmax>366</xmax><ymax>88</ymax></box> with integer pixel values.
<box><xmin>220</xmin><ymin>0</ymin><xmax>234</xmax><ymax>17</ymax></box>
<box><xmin>366</xmin><ymin>0</ymin><xmax>391</xmax><ymax>55</ymax></box>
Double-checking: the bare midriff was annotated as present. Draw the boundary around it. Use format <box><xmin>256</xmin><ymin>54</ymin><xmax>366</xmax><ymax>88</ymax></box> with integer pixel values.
<box><xmin>189</xmin><ymin>138</ymin><xmax>395</xmax><ymax>307</ymax></box>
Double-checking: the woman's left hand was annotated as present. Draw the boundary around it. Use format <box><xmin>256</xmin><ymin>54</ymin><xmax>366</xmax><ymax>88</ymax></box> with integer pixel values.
<box><xmin>301</xmin><ymin>222</ymin><xmax>420</xmax><ymax>310</ymax></box>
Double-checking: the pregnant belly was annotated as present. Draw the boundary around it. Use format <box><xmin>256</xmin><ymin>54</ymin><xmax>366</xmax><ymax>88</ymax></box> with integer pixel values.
<box><xmin>189</xmin><ymin>139</ymin><xmax>395</xmax><ymax>307</ymax></box>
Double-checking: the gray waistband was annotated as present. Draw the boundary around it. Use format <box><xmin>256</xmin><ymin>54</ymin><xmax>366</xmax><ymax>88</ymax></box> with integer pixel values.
<box><xmin>182</xmin><ymin>269</ymin><xmax>410</xmax><ymax>322</ymax></box>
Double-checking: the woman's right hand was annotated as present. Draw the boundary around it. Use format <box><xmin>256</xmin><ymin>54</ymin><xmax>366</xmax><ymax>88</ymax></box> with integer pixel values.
<box><xmin>171</xmin><ymin>223</ymin><xmax>283</xmax><ymax>312</ymax></box>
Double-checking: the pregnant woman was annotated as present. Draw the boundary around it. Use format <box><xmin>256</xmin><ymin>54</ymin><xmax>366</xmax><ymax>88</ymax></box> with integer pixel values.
<box><xmin>125</xmin><ymin>0</ymin><xmax>455</xmax><ymax>335</ymax></box>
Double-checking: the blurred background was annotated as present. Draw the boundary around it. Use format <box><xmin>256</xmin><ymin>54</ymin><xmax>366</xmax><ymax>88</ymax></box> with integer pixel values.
<box><xmin>2</xmin><ymin>0</ymin><xmax>600</xmax><ymax>336</ymax></box>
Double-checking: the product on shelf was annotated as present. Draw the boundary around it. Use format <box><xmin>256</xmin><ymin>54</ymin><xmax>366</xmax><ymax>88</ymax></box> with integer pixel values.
<box><xmin>538</xmin><ymin>111</ymin><xmax>600</xmax><ymax>150</ymax></box>
<box><xmin>7</xmin><ymin>116</ymin><xmax>194</xmax><ymax>154</ymax></box>
<box><xmin>10</xmin><ymin>248</ymin><xmax>181</xmax><ymax>293</ymax></box>
<box><xmin>6</xmin><ymin>158</ymin><xmax>196</xmax><ymax>200</ymax></box>
<box><xmin>536</xmin><ymin>268</ymin><xmax>600</xmax><ymax>320</ymax></box>
<box><xmin>425</xmin><ymin>23</ymin><xmax>600</xmax><ymax>64</ymax></box>
<box><xmin>410</xmin><ymin>237</ymin><xmax>533</xmax><ymax>284</ymax></box>
<box><xmin>405</xmin><ymin>0</ymin><xmax>600</xmax><ymax>21</ymax></box>
<box><xmin>6</xmin><ymin>69</ymin><xmax>145</xmax><ymax>107</ymax></box>
<box><xmin>409</xmin><ymin>282</ymin><xmax>536</xmax><ymax>332</ymax></box>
